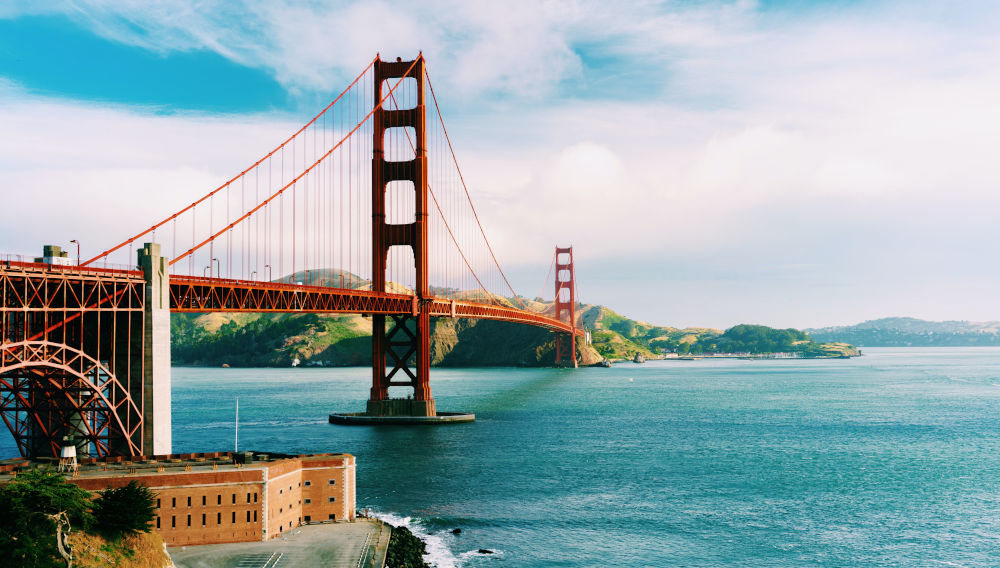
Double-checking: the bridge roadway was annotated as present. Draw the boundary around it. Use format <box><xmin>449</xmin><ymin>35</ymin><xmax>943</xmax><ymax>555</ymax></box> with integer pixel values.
<box><xmin>0</xmin><ymin>261</ymin><xmax>579</xmax><ymax>334</ymax></box>
<box><xmin>171</xmin><ymin>274</ymin><xmax>578</xmax><ymax>333</ymax></box>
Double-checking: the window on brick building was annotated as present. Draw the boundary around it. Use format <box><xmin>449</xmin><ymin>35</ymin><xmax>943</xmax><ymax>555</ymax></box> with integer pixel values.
<box><xmin>172</xmin><ymin>497</ymin><xmax>176</xmax><ymax>507</ymax></box>
<box><xmin>217</xmin><ymin>512</ymin><xmax>221</xmax><ymax>524</ymax></box>
<box><xmin>217</xmin><ymin>494</ymin><xmax>221</xmax><ymax>505</ymax></box>
<box><xmin>232</xmin><ymin>494</ymin><xmax>236</xmax><ymax>504</ymax></box>
<box><xmin>156</xmin><ymin>498</ymin><xmax>161</xmax><ymax>509</ymax></box>
<box><xmin>328</xmin><ymin>479</ymin><xmax>335</xmax><ymax>485</ymax></box>
<box><xmin>187</xmin><ymin>496</ymin><xmax>191</xmax><ymax>507</ymax></box>
<box><xmin>246</xmin><ymin>492</ymin><xmax>251</xmax><ymax>503</ymax></box>
<box><xmin>186</xmin><ymin>515</ymin><xmax>191</xmax><ymax>527</ymax></box>
<box><xmin>254</xmin><ymin>492</ymin><xmax>258</xmax><ymax>503</ymax></box>
<box><xmin>254</xmin><ymin>511</ymin><xmax>257</xmax><ymax>522</ymax></box>
<box><xmin>304</xmin><ymin>515</ymin><xmax>310</xmax><ymax>523</ymax></box>
<box><xmin>328</xmin><ymin>514</ymin><xmax>335</xmax><ymax>520</ymax></box>
<box><xmin>305</xmin><ymin>498</ymin><xmax>311</xmax><ymax>504</ymax></box>
<box><xmin>156</xmin><ymin>517</ymin><xmax>160</xmax><ymax>529</ymax></box>
<box><xmin>202</xmin><ymin>514</ymin><xmax>206</xmax><ymax>526</ymax></box>
<box><xmin>247</xmin><ymin>511</ymin><xmax>251</xmax><ymax>522</ymax></box>
<box><xmin>232</xmin><ymin>511</ymin><xmax>236</xmax><ymax>524</ymax></box>
<box><xmin>172</xmin><ymin>516</ymin><xmax>176</xmax><ymax>528</ymax></box>
<box><xmin>304</xmin><ymin>480</ymin><xmax>311</xmax><ymax>486</ymax></box>
<box><xmin>328</xmin><ymin>497</ymin><xmax>336</xmax><ymax>503</ymax></box>
<box><xmin>202</xmin><ymin>496</ymin><xmax>206</xmax><ymax>506</ymax></box>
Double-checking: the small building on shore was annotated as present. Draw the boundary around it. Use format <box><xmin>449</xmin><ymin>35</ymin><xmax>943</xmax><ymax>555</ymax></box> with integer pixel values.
<box><xmin>0</xmin><ymin>451</ymin><xmax>356</xmax><ymax>547</ymax></box>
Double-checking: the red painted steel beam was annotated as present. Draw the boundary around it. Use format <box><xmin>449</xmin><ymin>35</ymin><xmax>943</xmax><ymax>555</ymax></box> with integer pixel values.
<box><xmin>168</xmin><ymin>276</ymin><xmax>578</xmax><ymax>333</ymax></box>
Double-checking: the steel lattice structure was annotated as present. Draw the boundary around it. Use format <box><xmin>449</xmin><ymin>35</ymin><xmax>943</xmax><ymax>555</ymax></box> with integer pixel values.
<box><xmin>0</xmin><ymin>262</ymin><xmax>145</xmax><ymax>457</ymax></box>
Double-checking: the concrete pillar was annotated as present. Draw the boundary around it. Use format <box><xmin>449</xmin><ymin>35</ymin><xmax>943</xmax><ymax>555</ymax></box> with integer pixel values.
<box><xmin>138</xmin><ymin>243</ymin><xmax>171</xmax><ymax>455</ymax></box>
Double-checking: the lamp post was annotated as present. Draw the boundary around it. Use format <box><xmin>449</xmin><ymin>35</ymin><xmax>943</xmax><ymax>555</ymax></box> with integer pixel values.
<box><xmin>210</xmin><ymin>257</ymin><xmax>220</xmax><ymax>278</ymax></box>
<box><xmin>251</xmin><ymin>271</ymin><xmax>257</xmax><ymax>280</ymax></box>
<box><xmin>264</xmin><ymin>264</ymin><xmax>272</xmax><ymax>282</ymax></box>
<box><xmin>69</xmin><ymin>239</ymin><xmax>80</xmax><ymax>266</ymax></box>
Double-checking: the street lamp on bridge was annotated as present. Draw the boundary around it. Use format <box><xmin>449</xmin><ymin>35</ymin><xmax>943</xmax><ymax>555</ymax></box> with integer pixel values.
<box><xmin>69</xmin><ymin>239</ymin><xmax>80</xmax><ymax>266</ymax></box>
<box><xmin>264</xmin><ymin>264</ymin><xmax>272</xmax><ymax>282</ymax></box>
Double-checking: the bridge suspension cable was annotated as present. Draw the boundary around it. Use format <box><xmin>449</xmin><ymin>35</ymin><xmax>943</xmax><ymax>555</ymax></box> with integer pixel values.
<box><xmin>168</xmin><ymin>58</ymin><xmax>418</xmax><ymax>269</ymax></box>
<box><xmin>424</xmin><ymin>67</ymin><xmax>533</xmax><ymax>311</ymax></box>
<box><xmin>80</xmin><ymin>56</ymin><xmax>555</xmax><ymax>314</ymax></box>
<box><xmin>384</xmin><ymin>87</ymin><xmax>500</xmax><ymax>307</ymax></box>
<box><xmin>82</xmin><ymin>57</ymin><xmax>378</xmax><ymax>269</ymax></box>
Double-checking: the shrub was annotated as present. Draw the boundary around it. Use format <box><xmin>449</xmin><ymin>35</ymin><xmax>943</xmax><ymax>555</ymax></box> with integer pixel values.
<box><xmin>92</xmin><ymin>481</ymin><xmax>156</xmax><ymax>539</ymax></box>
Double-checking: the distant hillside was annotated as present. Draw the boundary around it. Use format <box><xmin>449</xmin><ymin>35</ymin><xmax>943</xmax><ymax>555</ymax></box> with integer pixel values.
<box><xmin>584</xmin><ymin>312</ymin><xmax>858</xmax><ymax>359</ymax></box>
<box><xmin>169</xmin><ymin>267</ymin><xmax>856</xmax><ymax>366</ymax></box>
<box><xmin>806</xmin><ymin>317</ymin><xmax>1000</xmax><ymax>347</ymax></box>
<box><xmin>171</xmin><ymin>311</ymin><xmax>606</xmax><ymax>368</ymax></box>
<box><xmin>172</xmin><ymin>299</ymin><xmax>858</xmax><ymax>368</ymax></box>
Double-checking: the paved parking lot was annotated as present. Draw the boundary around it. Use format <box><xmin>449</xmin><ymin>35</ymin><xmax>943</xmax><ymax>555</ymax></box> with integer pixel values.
<box><xmin>169</xmin><ymin>520</ymin><xmax>389</xmax><ymax>568</ymax></box>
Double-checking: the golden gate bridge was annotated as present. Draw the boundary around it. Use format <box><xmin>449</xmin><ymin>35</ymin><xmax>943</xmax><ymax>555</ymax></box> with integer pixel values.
<box><xmin>0</xmin><ymin>55</ymin><xmax>581</xmax><ymax>459</ymax></box>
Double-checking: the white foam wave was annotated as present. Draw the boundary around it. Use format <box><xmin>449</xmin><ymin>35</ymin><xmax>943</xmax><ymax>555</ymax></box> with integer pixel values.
<box><xmin>372</xmin><ymin>511</ymin><xmax>466</xmax><ymax>568</ymax></box>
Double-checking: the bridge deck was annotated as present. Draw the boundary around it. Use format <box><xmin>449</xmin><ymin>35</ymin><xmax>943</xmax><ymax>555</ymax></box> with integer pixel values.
<box><xmin>171</xmin><ymin>275</ymin><xmax>578</xmax><ymax>334</ymax></box>
<box><xmin>0</xmin><ymin>264</ymin><xmax>577</xmax><ymax>335</ymax></box>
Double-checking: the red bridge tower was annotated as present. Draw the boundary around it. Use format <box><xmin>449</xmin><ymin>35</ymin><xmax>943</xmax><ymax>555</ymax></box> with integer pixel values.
<box><xmin>368</xmin><ymin>55</ymin><xmax>435</xmax><ymax>417</ymax></box>
<box><xmin>554</xmin><ymin>246</ymin><xmax>578</xmax><ymax>368</ymax></box>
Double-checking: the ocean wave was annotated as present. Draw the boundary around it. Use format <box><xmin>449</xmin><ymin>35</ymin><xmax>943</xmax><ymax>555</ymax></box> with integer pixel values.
<box><xmin>371</xmin><ymin>511</ymin><xmax>502</xmax><ymax>568</ymax></box>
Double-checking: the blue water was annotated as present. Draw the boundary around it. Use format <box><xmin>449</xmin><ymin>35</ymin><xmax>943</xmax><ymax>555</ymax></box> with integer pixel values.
<box><xmin>5</xmin><ymin>347</ymin><xmax>1000</xmax><ymax>566</ymax></box>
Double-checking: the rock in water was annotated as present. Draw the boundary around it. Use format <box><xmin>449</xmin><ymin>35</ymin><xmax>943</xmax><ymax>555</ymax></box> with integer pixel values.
<box><xmin>478</xmin><ymin>549</ymin><xmax>494</xmax><ymax>554</ymax></box>
<box><xmin>452</xmin><ymin>528</ymin><xmax>462</xmax><ymax>534</ymax></box>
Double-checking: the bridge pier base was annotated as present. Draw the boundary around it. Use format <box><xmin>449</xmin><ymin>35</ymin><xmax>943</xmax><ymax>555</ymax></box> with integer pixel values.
<box><xmin>365</xmin><ymin>398</ymin><xmax>436</xmax><ymax>418</ymax></box>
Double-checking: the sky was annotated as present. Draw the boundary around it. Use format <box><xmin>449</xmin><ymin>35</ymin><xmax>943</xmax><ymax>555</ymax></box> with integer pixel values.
<box><xmin>2</xmin><ymin>0</ymin><xmax>1000</xmax><ymax>330</ymax></box>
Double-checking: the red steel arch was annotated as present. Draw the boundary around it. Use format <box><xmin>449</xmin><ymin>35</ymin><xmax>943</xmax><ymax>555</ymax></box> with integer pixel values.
<box><xmin>0</xmin><ymin>341</ymin><xmax>142</xmax><ymax>458</ymax></box>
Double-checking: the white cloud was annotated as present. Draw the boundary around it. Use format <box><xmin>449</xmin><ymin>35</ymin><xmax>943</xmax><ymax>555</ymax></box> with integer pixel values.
<box><xmin>5</xmin><ymin>1</ymin><xmax>1000</xmax><ymax>325</ymax></box>
<box><xmin>2</xmin><ymin>1</ymin><xmax>765</xmax><ymax>97</ymax></box>
<box><xmin>0</xmin><ymin>86</ymin><xmax>297</xmax><ymax>259</ymax></box>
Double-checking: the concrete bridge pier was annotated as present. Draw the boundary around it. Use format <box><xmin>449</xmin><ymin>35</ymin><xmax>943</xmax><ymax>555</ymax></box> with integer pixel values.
<box><xmin>138</xmin><ymin>242</ymin><xmax>171</xmax><ymax>455</ymax></box>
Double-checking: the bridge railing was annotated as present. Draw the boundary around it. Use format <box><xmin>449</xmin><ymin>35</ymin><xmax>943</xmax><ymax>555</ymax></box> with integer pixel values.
<box><xmin>0</xmin><ymin>254</ymin><xmax>141</xmax><ymax>277</ymax></box>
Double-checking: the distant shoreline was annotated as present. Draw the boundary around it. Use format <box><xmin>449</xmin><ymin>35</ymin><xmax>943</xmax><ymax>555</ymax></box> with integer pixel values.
<box><xmin>171</xmin><ymin>353</ymin><xmax>861</xmax><ymax>369</ymax></box>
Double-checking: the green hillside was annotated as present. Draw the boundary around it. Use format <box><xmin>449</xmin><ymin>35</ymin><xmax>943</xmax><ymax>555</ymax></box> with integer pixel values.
<box><xmin>584</xmin><ymin>308</ymin><xmax>858</xmax><ymax>359</ymax></box>
<box><xmin>171</xmin><ymin>302</ymin><xmax>857</xmax><ymax>367</ymax></box>
<box><xmin>171</xmin><ymin>311</ymin><xmax>604</xmax><ymax>367</ymax></box>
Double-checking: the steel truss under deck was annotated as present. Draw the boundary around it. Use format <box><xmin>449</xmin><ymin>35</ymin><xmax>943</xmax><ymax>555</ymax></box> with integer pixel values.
<box><xmin>0</xmin><ymin>262</ymin><xmax>145</xmax><ymax>457</ymax></box>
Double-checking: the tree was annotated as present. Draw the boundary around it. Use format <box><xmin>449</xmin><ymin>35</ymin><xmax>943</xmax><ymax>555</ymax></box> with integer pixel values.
<box><xmin>92</xmin><ymin>481</ymin><xmax>157</xmax><ymax>539</ymax></box>
<box><xmin>0</xmin><ymin>469</ymin><xmax>94</xmax><ymax>568</ymax></box>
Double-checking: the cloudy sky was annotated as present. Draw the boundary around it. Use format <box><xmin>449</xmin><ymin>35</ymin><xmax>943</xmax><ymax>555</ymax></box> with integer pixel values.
<box><xmin>2</xmin><ymin>0</ymin><xmax>999</xmax><ymax>329</ymax></box>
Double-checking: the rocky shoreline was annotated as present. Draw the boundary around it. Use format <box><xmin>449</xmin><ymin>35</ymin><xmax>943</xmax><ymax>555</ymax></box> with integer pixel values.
<box><xmin>385</xmin><ymin>523</ymin><xmax>430</xmax><ymax>568</ymax></box>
